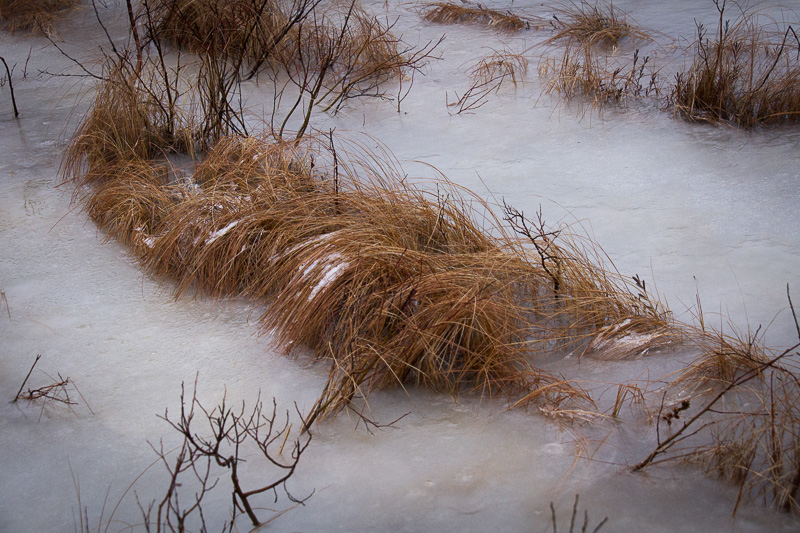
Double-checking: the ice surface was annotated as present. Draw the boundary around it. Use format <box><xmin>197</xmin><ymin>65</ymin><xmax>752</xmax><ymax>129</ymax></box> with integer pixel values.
<box><xmin>1</xmin><ymin>1</ymin><xmax>800</xmax><ymax>531</ymax></box>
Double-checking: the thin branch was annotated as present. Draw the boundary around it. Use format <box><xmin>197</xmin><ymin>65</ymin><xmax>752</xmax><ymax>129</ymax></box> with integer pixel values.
<box><xmin>0</xmin><ymin>56</ymin><xmax>19</xmax><ymax>118</ymax></box>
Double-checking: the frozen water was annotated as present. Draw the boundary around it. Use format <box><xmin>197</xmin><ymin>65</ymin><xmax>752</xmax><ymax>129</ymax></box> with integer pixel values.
<box><xmin>1</xmin><ymin>0</ymin><xmax>800</xmax><ymax>531</ymax></box>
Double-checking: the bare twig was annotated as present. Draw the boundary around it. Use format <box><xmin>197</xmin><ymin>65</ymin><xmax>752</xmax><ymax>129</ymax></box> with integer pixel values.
<box><xmin>0</xmin><ymin>56</ymin><xmax>19</xmax><ymax>118</ymax></box>
<box><xmin>0</xmin><ymin>289</ymin><xmax>9</xmax><ymax>318</ymax></box>
<box><xmin>13</xmin><ymin>354</ymin><xmax>42</xmax><ymax>402</ymax></box>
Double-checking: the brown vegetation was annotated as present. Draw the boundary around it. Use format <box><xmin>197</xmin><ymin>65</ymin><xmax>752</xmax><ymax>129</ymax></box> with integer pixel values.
<box><xmin>0</xmin><ymin>0</ymin><xmax>79</xmax><ymax>38</ymax></box>
<box><xmin>448</xmin><ymin>49</ymin><xmax>528</xmax><ymax>114</ymax></box>
<box><xmin>146</xmin><ymin>0</ymin><xmax>435</xmax><ymax>134</ymax></box>
<box><xmin>538</xmin><ymin>46</ymin><xmax>660</xmax><ymax>110</ymax></box>
<box><xmin>422</xmin><ymin>1</ymin><xmax>536</xmax><ymax>33</ymax></box>
<box><xmin>61</xmin><ymin>4</ymin><xmax>673</xmax><ymax>422</ymax></box>
<box><xmin>671</xmin><ymin>1</ymin><xmax>800</xmax><ymax>127</ymax></box>
<box><xmin>630</xmin><ymin>287</ymin><xmax>800</xmax><ymax>515</ymax></box>
<box><xmin>545</xmin><ymin>1</ymin><xmax>652</xmax><ymax>48</ymax></box>
<box><xmin>66</xmin><ymin>110</ymin><xmax>676</xmax><ymax>422</ymax></box>
<box><xmin>537</xmin><ymin>1</ymin><xmax>660</xmax><ymax>112</ymax></box>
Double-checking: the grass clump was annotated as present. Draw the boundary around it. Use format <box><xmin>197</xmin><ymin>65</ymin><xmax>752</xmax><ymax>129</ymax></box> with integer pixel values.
<box><xmin>538</xmin><ymin>47</ymin><xmax>660</xmax><ymax>110</ymax></box>
<box><xmin>66</xmin><ymin>119</ymin><xmax>676</xmax><ymax>423</ymax></box>
<box><xmin>448</xmin><ymin>48</ymin><xmax>528</xmax><ymax>114</ymax></box>
<box><xmin>630</xmin><ymin>286</ymin><xmax>800</xmax><ymax>515</ymax></box>
<box><xmin>546</xmin><ymin>0</ymin><xmax>652</xmax><ymax>49</ymax></box>
<box><xmin>146</xmin><ymin>0</ymin><xmax>300</xmax><ymax>66</ymax></box>
<box><xmin>422</xmin><ymin>1</ymin><xmax>536</xmax><ymax>33</ymax></box>
<box><xmin>469</xmin><ymin>49</ymin><xmax>528</xmax><ymax>88</ymax></box>
<box><xmin>0</xmin><ymin>0</ymin><xmax>79</xmax><ymax>37</ymax></box>
<box><xmin>60</xmin><ymin>0</ymin><xmax>676</xmax><ymax>426</ymax></box>
<box><xmin>537</xmin><ymin>1</ymin><xmax>660</xmax><ymax>112</ymax></box>
<box><xmin>671</xmin><ymin>1</ymin><xmax>800</xmax><ymax>127</ymax></box>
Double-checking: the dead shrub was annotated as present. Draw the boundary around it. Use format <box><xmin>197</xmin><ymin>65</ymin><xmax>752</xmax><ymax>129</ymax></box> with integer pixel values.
<box><xmin>633</xmin><ymin>287</ymin><xmax>800</xmax><ymax>515</ymax></box>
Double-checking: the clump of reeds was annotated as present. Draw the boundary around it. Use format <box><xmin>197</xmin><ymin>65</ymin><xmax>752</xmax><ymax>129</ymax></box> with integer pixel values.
<box><xmin>422</xmin><ymin>1</ymin><xmax>536</xmax><ymax>33</ymax></box>
<box><xmin>538</xmin><ymin>46</ymin><xmax>661</xmax><ymax>110</ymax></box>
<box><xmin>671</xmin><ymin>2</ymin><xmax>800</xmax><ymax>127</ymax></box>
<box><xmin>546</xmin><ymin>0</ymin><xmax>652</xmax><ymax>48</ymax></box>
<box><xmin>469</xmin><ymin>50</ymin><xmax>529</xmax><ymax>87</ymax></box>
<box><xmin>537</xmin><ymin>1</ymin><xmax>659</xmax><ymax>111</ymax></box>
<box><xmin>0</xmin><ymin>0</ymin><xmax>79</xmax><ymax>38</ymax></box>
<box><xmin>61</xmin><ymin>56</ymin><xmax>198</xmax><ymax>187</ymax></box>
<box><xmin>448</xmin><ymin>49</ymin><xmax>528</xmax><ymax>114</ymax></box>
<box><xmin>146</xmin><ymin>0</ymin><xmax>296</xmax><ymax>66</ymax></box>
<box><xmin>632</xmin><ymin>288</ymin><xmax>800</xmax><ymax>515</ymax></box>
<box><xmin>67</xmin><ymin>118</ymin><xmax>678</xmax><ymax>423</ymax></box>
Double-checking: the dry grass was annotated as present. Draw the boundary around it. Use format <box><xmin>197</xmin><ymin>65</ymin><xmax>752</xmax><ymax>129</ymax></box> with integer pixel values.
<box><xmin>149</xmin><ymin>0</ymin><xmax>411</xmax><ymax>86</ymax></box>
<box><xmin>630</xmin><ymin>287</ymin><xmax>800</xmax><ymax>515</ymax></box>
<box><xmin>60</xmin><ymin>0</ymin><xmax>676</xmax><ymax>424</ymax></box>
<box><xmin>537</xmin><ymin>1</ymin><xmax>659</xmax><ymax>112</ymax></box>
<box><xmin>671</xmin><ymin>2</ymin><xmax>800</xmax><ymax>127</ymax></box>
<box><xmin>147</xmin><ymin>0</ymin><xmax>295</xmax><ymax>64</ymax></box>
<box><xmin>546</xmin><ymin>0</ymin><xmax>652</xmax><ymax>49</ymax></box>
<box><xmin>61</xmin><ymin>57</ymin><xmax>198</xmax><ymax>186</ymax></box>
<box><xmin>448</xmin><ymin>49</ymin><xmax>528</xmax><ymax>113</ymax></box>
<box><xmin>650</xmin><ymin>342</ymin><xmax>800</xmax><ymax>515</ymax></box>
<box><xmin>66</xmin><ymin>123</ymin><xmax>678</xmax><ymax>422</ymax></box>
<box><xmin>469</xmin><ymin>50</ymin><xmax>529</xmax><ymax>87</ymax></box>
<box><xmin>422</xmin><ymin>1</ymin><xmax>536</xmax><ymax>33</ymax></box>
<box><xmin>0</xmin><ymin>0</ymin><xmax>79</xmax><ymax>38</ymax></box>
<box><xmin>538</xmin><ymin>45</ymin><xmax>660</xmax><ymax>110</ymax></box>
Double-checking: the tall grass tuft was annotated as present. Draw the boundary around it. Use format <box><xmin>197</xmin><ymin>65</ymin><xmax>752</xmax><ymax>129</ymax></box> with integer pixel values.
<box><xmin>537</xmin><ymin>1</ymin><xmax>658</xmax><ymax>112</ymax></box>
<box><xmin>671</xmin><ymin>1</ymin><xmax>800</xmax><ymax>127</ymax></box>
<box><xmin>448</xmin><ymin>49</ymin><xmax>528</xmax><ymax>114</ymax></box>
<box><xmin>538</xmin><ymin>46</ymin><xmax>660</xmax><ymax>110</ymax></box>
<box><xmin>0</xmin><ymin>0</ymin><xmax>78</xmax><ymax>37</ymax></box>
<box><xmin>67</xmin><ymin>119</ymin><xmax>677</xmax><ymax>422</ymax></box>
<box><xmin>422</xmin><ymin>1</ymin><xmax>536</xmax><ymax>33</ymax></box>
<box><xmin>61</xmin><ymin>56</ymin><xmax>198</xmax><ymax>188</ymax></box>
<box><xmin>546</xmin><ymin>0</ymin><xmax>652</xmax><ymax>49</ymax></box>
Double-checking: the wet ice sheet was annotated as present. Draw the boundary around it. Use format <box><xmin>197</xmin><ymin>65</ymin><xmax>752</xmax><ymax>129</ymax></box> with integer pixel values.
<box><xmin>1</xmin><ymin>0</ymin><xmax>800</xmax><ymax>531</ymax></box>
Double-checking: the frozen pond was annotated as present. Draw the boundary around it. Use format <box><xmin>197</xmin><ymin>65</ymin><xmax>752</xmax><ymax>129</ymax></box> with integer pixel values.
<box><xmin>1</xmin><ymin>0</ymin><xmax>800</xmax><ymax>531</ymax></box>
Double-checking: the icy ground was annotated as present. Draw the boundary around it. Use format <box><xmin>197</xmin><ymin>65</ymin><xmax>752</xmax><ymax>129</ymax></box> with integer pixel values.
<box><xmin>1</xmin><ymin>0</ymin><xmax>800</xmax><ymax>531</ymax></box>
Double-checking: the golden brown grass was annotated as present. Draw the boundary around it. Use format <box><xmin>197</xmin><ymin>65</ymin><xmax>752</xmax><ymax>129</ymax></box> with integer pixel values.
<box><xmin>629</xmin><ymin>287</ymin><xmax>800</xmax><ymax>515</ymax></box>
<box><xmin>148</xmin><ymin>0</ymin><xmax>411</xmax><ymax>87</ymax></box>
<box><xmin>147</xmin><ymin>0</ymin><xmax>294</xmax><ymax>63</ymax></box>
<box><xmin>65</xmin><ymin>118</ymin><xmax>680</xmax><ymax>422</ymax></box>
<box><xmin>422</xmin><ymin>2</ymin><xmax>536</xmax><ymax>33</ymax></box>
<box><xmin>546</xmin><ymin>0</ymin><xmax>652</xmax><ymax>49</ymax></box>
<box><xmin>469</xmin><ymin>50</ymin><xmax>529</xmax><ymax>88</ymax></box>
<box><xmin>84</xmin><ymin>158</ymin><xmax>177</xmax><ymax>254</ymax></box>
<box><xmin>671</xmin><ymin>2</ymin><xmax>800</xmax><ymax>127</ymax></box>
<box><xmin>61</xmin><ymin>57</ymin><xmax>198</xmax><ymax>187</ymax></box>
<box><xmin>0</xmin><ymin>0</ymin><xmax>79</xmax><ymax>38</ymax></box>
<box><xmin>448</xmin><ymin>49</ymin><xmax>528</xmax><ymax>113</ymax></box>
<box><xmin>538</xmin><ymin>46</ymin><xmax>661</xmax><ymax>111</ymax></box>
<box><xmin>537</xmin><ymin>2</ymin><xmax>658</xmax><ymax>112</ymax></box>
